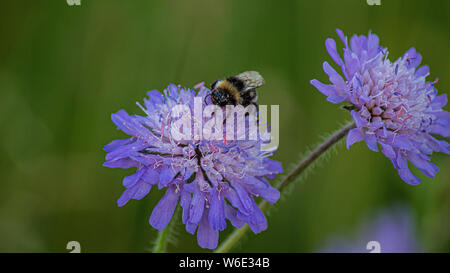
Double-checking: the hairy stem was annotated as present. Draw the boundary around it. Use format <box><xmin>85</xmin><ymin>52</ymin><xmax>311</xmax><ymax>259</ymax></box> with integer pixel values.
<box><xmin>215</xmin><ymin>121</ymin><xmax>356</xmax><ymax>253</ymax></box>
<box><xmin>276</xmin><ymin>121</ymin><xmax>355</xmax><ymax>192</ymax></box>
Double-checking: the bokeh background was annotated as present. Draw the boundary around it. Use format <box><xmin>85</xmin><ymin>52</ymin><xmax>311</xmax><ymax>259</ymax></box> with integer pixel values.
<box><xmin>0</xmin><ymin>0</ymin><xmax>449</xmax><ymax>252</ymax></box>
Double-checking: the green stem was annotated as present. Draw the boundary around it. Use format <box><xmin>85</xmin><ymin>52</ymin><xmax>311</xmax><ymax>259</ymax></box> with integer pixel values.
<box><xmin>215</xmin><ymin>121</ymin><xmax>356</xmax><ymax>253</ymax></box>
<box><xmin>152</xmin><ymin>206</ymin><xmax>179</xmax><ymax>253</ymax></box>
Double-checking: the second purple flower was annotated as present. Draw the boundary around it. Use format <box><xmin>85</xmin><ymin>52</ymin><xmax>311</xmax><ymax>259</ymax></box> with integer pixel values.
<box><xmin>311</xmin><ymin>29</ymin><xmax>449</xmax><ymax>185</ymax></box>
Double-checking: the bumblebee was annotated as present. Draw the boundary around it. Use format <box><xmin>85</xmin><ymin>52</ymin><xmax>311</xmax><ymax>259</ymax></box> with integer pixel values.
<box><xmin>208</xmin><ymin>71</ymin><xmax>265</xmax><ymax>107</ymax></box>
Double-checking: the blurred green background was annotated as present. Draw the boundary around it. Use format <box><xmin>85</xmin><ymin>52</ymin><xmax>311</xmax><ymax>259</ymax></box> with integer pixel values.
<box><xmin>0</xmin><ymin>0</ymin><xmax>449</xmax><ymax>252</ymax></box>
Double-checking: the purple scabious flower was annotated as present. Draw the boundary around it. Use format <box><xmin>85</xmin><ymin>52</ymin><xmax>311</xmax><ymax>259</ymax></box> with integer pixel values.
<box><xmin>311</xmin><ymin>29</ymin><xmax>449</xmax><ymax>185</ymax></box>
<box><xmin>103</xmin><ymin>84</ymin><xmax>282</xmax><ymax>249</ymax></box>
<box><xmin>320</xmin><ymin>205</ymin><xmax>421</xmax><ymax>253</ymax></box>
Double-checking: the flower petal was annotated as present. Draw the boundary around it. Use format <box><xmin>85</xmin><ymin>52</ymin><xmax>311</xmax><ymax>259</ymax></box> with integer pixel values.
<box><xmin>430</xmin><ymin>95</ymin><xmax>447</xmax><ymax>110</ymax></box>
<box><xmin>189</xmin><ymin>185</ymin><xmax>205</xmax><ymax>224</ymax></box>
<box><xmin>238</xmin><ymin>200</ymin><xmax>267</xmax><ymax>234</ymax></box>
<box><xmin>230</xmin><ymin>182</ymin><xmax>253</xmax><ymax>214</ymax></box>
<box><xmin>364</xmin><ymin>134</ymin><xmax>379</xmax><ymax>152</ymax></box>
<box><xmin>380</xmin><ymin>142</ymin><xmax>396</xmax><ymax>160</ymax></box>
<box><xmin>310</xmin><ymin>79</ymin><xmax>336</xmax><ymax>98</ymax></box>
<box><xmin>224</xmin><ymin>204</ymin><xmax>245</xmax><ymax>228</ymax></box>
<box><xmin>141</xmin><ymin>168</ymin><xmax>160</xmax><ymax>185</ymax></box>
<box><xmin>351</xmin><ymin>110</ymin><xmax>368</xmax><ymax>127</ymax></box>
<box><xmin>103</xmin><ymin>158</ymin><xmax>138</xmax><ymax>169</ymax></box>
<box><xmin>323</xmin><ymin>61</ymin><xmax>346</xmax><ymax>89</ymax></box>
<box><xmin>208</xmin><ymin>190</ymin><xmax>226</xmax><ymax>231</ymax></box>
<box><xmin>404</xmin><ymin>47</ymin><xmax>422</xmax><ymax>69</ymax></box>
<box><xmin>398</xmin><ymin>168</ymin><xmax>421</xmax><ymax>185</ymax></box>
<box><xmin>407</xmin><ymin>153</ymin><xmax>439</xmax><ymax>178</ymax></box>
<box><xmin>197</xmin><ymin>211</ymin><xmax>219</xmax><ymax>249</ymax></box>
<box><xmin>111</xmin><ymin>110</ymin><xmax>152</xmax><ymax>139</ymax></box>
<box><xmin>346</xmin><ymin>128</ymin><xmax>364</xmax><ymax>149</ymax></box>
<box><xmin>180</xmin><ymin>190</ymin><xmax>192</xmax><ymax>224</ymax></box>
<box><xmin>104</xmin><ymin>138</ymin><xmax>132</xmax><ymax>152</ymax></box>
<box><xmin>158</xmin><ymin>165</ymin><xmax>177</xmax><ymax>188</ymax></box>
<box><xmin>149</xmin><ymin>186</ymin><xmax>179</xmax><ymax>230</ymax></box>
<box><xmin>415</xmin><ymin>65</ymin><xmax>429</xmax><ymax>77</ymax></box>
<box><xmin>325</xmin><ymin>38</ymin><xmax>344</xmax><ymax>68</ymax></box>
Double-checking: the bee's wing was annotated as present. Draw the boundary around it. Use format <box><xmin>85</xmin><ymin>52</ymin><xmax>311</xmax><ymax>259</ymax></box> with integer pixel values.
<box><xmin>235</xmin><ymin>71</ymin><xmax>265</xmax><ymax>92</ymax></box>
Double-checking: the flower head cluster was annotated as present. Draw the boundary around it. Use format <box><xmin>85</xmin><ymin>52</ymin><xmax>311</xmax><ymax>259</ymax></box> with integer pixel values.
<box><xmin>103</xmin><ymin>84</ymin><xmax>282</xmax><ymax>249</ymax></box>
<box><xmin>311</xmin><ymin>29</ymin><xmax>449</xmax><ymax>184</ymax></box>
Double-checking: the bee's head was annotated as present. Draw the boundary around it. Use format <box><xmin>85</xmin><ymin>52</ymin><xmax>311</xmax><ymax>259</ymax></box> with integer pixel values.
<box><xmin>211</xmin><ymin>89</ymin><xmax>230</xmax><ymax>107</ymax></box>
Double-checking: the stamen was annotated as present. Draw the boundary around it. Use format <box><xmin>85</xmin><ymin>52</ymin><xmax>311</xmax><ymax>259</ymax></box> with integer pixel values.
<box><xmin>194</xmin><ymin>82</ymin><xmax>205</xmax><ymax>89</ymax></box>
<box><xmin>396</xmin><ymin>106</ymin><xmax>407</xmax><ymax>119</ymax></box>
<box><xmin>402</xmin><ymin>115</ymin><xmax>412</xmax><ymax>123</ymax></box>
<box><xmin>136</xmin><ymin>102</ymin><xmax>151</xmax><ymax>116</ymax></box>
<box><xmin>384</xmin><ymin>81</ymin><xmax>393</xmax><ymax>88</ymax></box>
<box><xmin>209</xmin><ymin>144</ymin><xmax>218</xmax><ymax>153</ymax></box>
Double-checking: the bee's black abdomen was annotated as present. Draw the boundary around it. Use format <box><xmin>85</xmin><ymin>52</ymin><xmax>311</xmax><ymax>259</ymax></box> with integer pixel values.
<box><xmin>227</xmin><ymin>76</ymin><xmax>245</xmax><ymax>91</ymax></box>
<box><xmin>240</xmin><ymin>89</ymin><xmax>257</xmax><ymax>107</ymax></box>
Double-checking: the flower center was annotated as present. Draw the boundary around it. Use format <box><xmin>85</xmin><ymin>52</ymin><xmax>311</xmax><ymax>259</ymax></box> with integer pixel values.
<box><xmin>352</xmin><ymin>56</ymin><xmax>435</xmax><ymax>135</ymax></box>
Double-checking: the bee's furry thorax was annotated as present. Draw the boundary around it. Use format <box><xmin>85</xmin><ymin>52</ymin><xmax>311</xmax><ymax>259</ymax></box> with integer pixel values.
<box><xmin>215</xmin><ymin>80</ymin><xmax>241</xmax><ymax>103</ymax></box>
